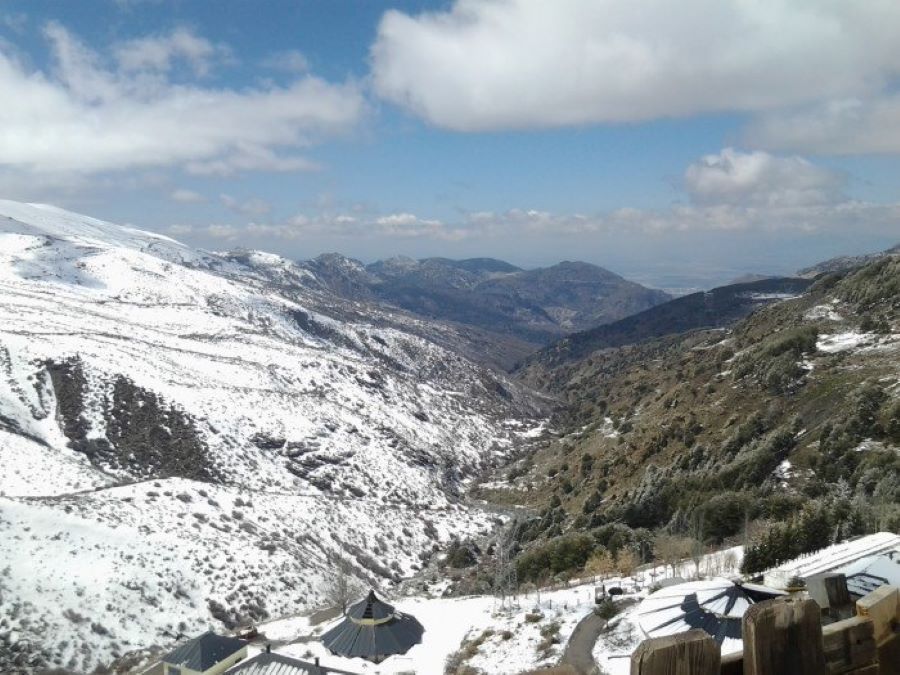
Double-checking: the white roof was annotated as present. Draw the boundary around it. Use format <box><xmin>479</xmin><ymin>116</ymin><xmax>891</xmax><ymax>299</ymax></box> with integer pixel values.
<box><xmin>636</xmin><ymin>578</ymin><xmax>756</xmax><ymax>656</ymax></box>
<box><xmin>838</xmin><ymin>552</ymin><xmax>900</xmax><ymax>597</ymax></box>
<box><xmin>763</xmin><ymin>532</ymin><xmax>900</xmax><ymax>588</ymax></box>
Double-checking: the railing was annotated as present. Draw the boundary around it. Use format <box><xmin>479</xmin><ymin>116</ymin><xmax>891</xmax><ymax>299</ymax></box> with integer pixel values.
<box><xmin>630</xmin><ymin>584</ymin><xmax>899</xmax><ymax>675</ymax></box>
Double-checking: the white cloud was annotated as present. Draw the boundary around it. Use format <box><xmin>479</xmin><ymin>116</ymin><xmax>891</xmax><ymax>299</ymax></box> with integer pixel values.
<box><xmin>371</xmin><ymin>0</ymin><xmax>900</xmax><ymax>134</ymax></box>
<box><xmin>169</xmin><ymin>189</ymin><xmax>205</xmax><ymax>204</ymax></box>
<box><xmin>231</xmin><ymin>212</ymin><xmax>466</xmax><ymax>242</ymax></box>
<box><xmin>0</xmin><ymin>23</ymin><xmax>364</xmax><ymax>175</ymax></box>
<box><xmin>684</xmin><ymin>148</ymin><xmax>845</xmax><ymax>208</ymax></box>
<box><xmin>458</xmin><ymin>201</ymin><xmax>900</xmax><ymax>237</ymax></box>
<box><xmin>114</xmin><ymin>27</ymin><xmax>229</xmax><ymax>76</ymax></box>
<box><xmin>185</xmin><ymin>145</ymin><xmax>320</xmax><ymax>176</ymax></box>
<box><xmin>220</xmin><ymin>194</ymin><xmax>271</xmax><ymax>217</ymax></box>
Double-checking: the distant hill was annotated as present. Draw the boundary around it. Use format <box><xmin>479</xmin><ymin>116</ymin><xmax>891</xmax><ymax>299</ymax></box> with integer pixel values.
<box><xmin>298</xmin><ymin>255</ymin><xmax>671</xmax><ymax>350</ymax></box>
<box><xmin>519</xmin><ymin>276</ymin><xmax>813</xmax><ymax>372</ymax></box>
<box><xmin>797</xmin><ymin>242</ymin><xmax>900</xmax><ymax>278</ymax></box>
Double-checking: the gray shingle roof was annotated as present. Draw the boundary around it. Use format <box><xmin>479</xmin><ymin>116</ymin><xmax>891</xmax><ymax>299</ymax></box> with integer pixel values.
<box><xmin>163</xmin><ymin>631</ymin><xmax>247</xmax><ymax>671</ymax></box>
<box><xmin>225</xmin><ymin>652</ymin><xmax>358</xmax><ymax>675</ymax></box>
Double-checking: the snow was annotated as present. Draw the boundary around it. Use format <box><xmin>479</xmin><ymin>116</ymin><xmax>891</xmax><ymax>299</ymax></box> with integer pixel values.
<box><xmin>804</xmin><ymin>304</ymin><xmax>844</xmax><ymax>322</ymax></box>
<box><xmin>0</xmin><ymin>430</ymin><xmax>109</xmax><ymax>497</ymax></box>
<box><xmin>0</xmin><ymin>201</ymin><xmax>542</xmax><ymax>671</ymax></box>
<box><xmin>774</xmin><ymin>459</ymin><xmax>792</xmax><ymax>485</ymax></box>
<box><xmin>264</xmin><ymin>585</ymin><xmax>599</xmax><ymax>675</ymax></box>
<box><xmin>247</xmin><ymin>546</ymin><xmax>747</xmax><ymax>675</ymax></box>
<box><xmin>741</xmin><ymin>292</ymin><xmax>800</xmax><ymax>301</ymax></box>
<box><xmin>816</xmin><ymin>332</ymin><xmax>873</xmax><ymax>353</ymax></box>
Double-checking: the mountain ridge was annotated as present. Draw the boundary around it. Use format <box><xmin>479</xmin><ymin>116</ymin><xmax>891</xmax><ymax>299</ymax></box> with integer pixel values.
<box><xmin>296</xmin><ymin>253</ymin><xmax>671</xmax><ymax>353</ymax></box>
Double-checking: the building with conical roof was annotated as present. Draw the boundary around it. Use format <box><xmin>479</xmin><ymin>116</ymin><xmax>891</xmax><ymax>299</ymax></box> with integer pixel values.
<box><xmin>320</xmin><ymin>590</ymin><xmax>423</xmax><ymax>664</ymax></box>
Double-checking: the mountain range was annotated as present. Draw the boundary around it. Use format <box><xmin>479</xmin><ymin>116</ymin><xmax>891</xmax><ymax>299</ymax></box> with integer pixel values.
<box><xmin>0</xmin><ymin>198</ymin><xmax>897</xmax><ymax>673</ymax></box>
<box><xmin>296</xmin><ymin>253</ymin><xmax>671</xmax><ymax>366</ymax></box>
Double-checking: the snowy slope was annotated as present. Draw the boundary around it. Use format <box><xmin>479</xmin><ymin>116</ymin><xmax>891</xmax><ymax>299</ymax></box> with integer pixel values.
<box><xmin>0</xmin><ymin>201</ymin><xmax>542</xmax><ymax>673</ymax></box>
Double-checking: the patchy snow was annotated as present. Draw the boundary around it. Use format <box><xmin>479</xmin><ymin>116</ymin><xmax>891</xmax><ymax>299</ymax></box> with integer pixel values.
<box><xmin>741</xmin><ymin>292</ymin><xmax>800</xmax><ymax>301</ymax></box>
<box><xmin>816</xmin><ymin>332</ymin><xmax>874</xmax><ymax>353</ymax></box>
<box><xmin>804</xmin><ymin>304</ymin><xmax>844</xmax><ymax>322</ymax></box>
<box><xmin>774</xmin><ymin>459</ymin><xmax>793</xmax><ymax>484</ymax></box>
<box><xmin>601</xmin><ymin>416</ymin><xmax>620</xmax><ymax>438</ymax></box>
<box><xmin>593</xmin><ymin>601</ymin><xmax>643</xmax><ymax>675</ymax></box>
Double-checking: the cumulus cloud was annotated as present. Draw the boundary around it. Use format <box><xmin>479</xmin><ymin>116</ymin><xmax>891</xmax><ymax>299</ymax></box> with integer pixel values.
<box><xmin>371</xmin><ymin>0</ymin><xmax>900</xmax><ymax>136</ymax></box>
<box><xmin>684</xmin><ymin>148</ymin><xmax>846</xmax><ymax>208</ymax></box>
<box><xmin>0</xmin><ymin>23</ymin><xmax>364</xmax><ymax>175</ymax></box>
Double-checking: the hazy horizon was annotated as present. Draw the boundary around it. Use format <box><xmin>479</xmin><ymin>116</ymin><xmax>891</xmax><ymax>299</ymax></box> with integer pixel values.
<box><xmin>1</xmin><ymin>1</ymin><xmax>899</xmax><ymax>290</ymax></box>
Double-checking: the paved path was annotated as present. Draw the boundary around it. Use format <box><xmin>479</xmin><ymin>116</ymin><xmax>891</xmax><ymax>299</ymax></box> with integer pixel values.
<box><xmin>561</xmin><ymin>599</ymin><xmax>638</xmax><ymax>675</ymax></box>
<box><xmin>560</xmin><ymin>612</ymin><xmax>606</xmax><ymax>675</ymax></box>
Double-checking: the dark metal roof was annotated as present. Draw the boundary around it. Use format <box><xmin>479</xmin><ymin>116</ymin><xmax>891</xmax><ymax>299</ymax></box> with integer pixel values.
<box><xmin>321</xmin><ymin>590</ymin><xmax>423</xmax><ymax>662</ymax></box>
<box><xmin>163</xmin><ymin>631</ymin><xmax>247</xmax><ymax>671</ymax></box>
<box><xmin>345</xmin><ymin>590</ymin><xmax>395</xmax><ymax>622</ymax></box>
<box><xmin>226</xmin><ymin>652</ymin><xmax>359</xmax><ymax>675</ymax></box>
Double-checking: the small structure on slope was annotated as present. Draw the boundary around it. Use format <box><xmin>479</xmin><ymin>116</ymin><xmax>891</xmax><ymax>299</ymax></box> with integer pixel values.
<box><xmin>635</xmin><ymin>578</ymin><xmax>784</xmax><ymax>655</ymax></box>
<box><xmin>161</xmin><ymin>630</ymin><xmax>248</xmax><ymax>675</ymax></box>
<box><xmin>320</xmin><ymin>590</ymin><xmax>424</xmax><ymax>663</ymax></box>
<box><xmin>225</xmin><ymin>651</ymin><xmax>358</xmax><ymax>675</ymax></box>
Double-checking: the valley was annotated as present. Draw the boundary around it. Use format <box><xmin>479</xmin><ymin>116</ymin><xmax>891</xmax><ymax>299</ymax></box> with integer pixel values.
<box><xmin>0</xmin><ymin>200</ymin><xmax>897</xmax><ymax>674</ymax></box>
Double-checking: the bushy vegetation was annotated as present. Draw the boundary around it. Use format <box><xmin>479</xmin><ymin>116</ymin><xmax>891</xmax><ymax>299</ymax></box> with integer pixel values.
<box><xmin>741</xmin><ymin>493</ymin><xmax>868</xmax><ymax>573</ymax></box>
<box><xmin>732</xmin><ymin>325</ymin><xmax>818</xmax><ymax>393</ymax></box>
<box><xmin>516</xmin><ymin>533</ymin><xmax>595</xmax><ymax>583</ymax></box>
<box><xmin>504</xmin><ymin>255</ymin><xmax>900</xmax><ymax>583</ymax></box>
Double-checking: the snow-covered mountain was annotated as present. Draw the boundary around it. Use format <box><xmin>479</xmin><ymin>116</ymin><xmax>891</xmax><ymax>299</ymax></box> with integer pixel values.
<box><xmin>0</xmin><ymin>201</ymin><xmax>543</xmax><ymax>673</ymax></box>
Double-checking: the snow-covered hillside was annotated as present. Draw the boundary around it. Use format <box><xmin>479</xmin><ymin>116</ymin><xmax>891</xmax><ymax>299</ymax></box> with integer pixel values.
<box><xmin>0</xmin><ymin>201</ymin><xmax>542</xmax><ymax>673</ymax></box>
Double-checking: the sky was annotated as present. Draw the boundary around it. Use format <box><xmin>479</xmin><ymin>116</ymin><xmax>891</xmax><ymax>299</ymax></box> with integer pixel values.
<box><xmin>1</xmin><ymin>0</ymin><xmax>899</xmax><ymax>290</ymax></box>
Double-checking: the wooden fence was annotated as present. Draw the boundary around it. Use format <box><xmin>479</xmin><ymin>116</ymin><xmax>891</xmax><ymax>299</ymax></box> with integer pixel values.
<box><xmin>630</xmin><ymin>584</ymin><xmax>900</xmax><ymax>675</ymax></box>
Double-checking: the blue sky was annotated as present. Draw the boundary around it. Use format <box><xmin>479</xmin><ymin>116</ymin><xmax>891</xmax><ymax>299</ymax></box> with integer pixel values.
<box><xmin>1</xmin><ymin>0</ymin><xmax>899</xmax><ymax>289</ymax></box>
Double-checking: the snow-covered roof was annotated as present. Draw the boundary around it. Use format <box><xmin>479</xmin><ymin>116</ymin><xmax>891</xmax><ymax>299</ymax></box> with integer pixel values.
<box><xmin>763</xmin><ymin>532</ymin><xmax>900</xmax><ymax>589</ymax></box>
<box><xmin>636</xmin><ymin>578</ymin><xmax>783</xmax><ymax>656</ymax></box>
<box><xmin>837</xmin><ymin>552</ymin><xmax>900</xmax><ymax>597</ymax></box>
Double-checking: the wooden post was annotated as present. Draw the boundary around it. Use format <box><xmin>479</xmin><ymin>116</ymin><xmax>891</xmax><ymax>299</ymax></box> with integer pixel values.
<box><xmin>630</xmin><ymin>629</ymin><xmax>720</xmax><ymax>675</ymax></box>
<box><xmin>807</xmin><ymin>573</ymin><xmax>852</xmax><ymax>620</ymax></box>
<box><xmin>856</xmin><ymin>585</ymin><xmax>900</xmax><ymax>675</ymax></box>
<box><xmin>742</xmin><ymin>596</ymin><xmax>826</xmax><ymax>675</ymax></box>
<box><xmin>855</xmin><ymin>585</ymin><xmax>898</xmax><ymax>645</ymax></box>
